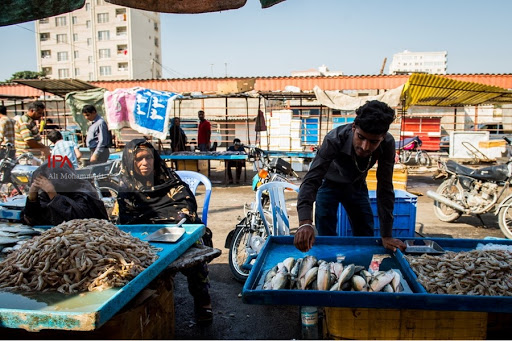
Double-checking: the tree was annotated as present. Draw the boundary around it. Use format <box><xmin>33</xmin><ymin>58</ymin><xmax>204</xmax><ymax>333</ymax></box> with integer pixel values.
<box><xmin>3</xmin><ymin>70</ymin><xmax>46</xmax><ymax>83</ymax></box>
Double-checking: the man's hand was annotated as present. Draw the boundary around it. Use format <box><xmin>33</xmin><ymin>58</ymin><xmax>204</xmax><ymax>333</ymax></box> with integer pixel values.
<box><xmin>293</xmin><ymin>225</ymin><xmax>315</xmax><ymax>252</ymax></box>
<box><xmin>42</xmin><ymin>146</ymin><xmax>50</xmax><ymax>159</ymax></box>
<box><xmin>28</xmin><ymin>180</ymin><xmax>40</xmax><ymax>201</ymax></box>
<box><xmin>381</xmin><ymin>237</ymin><xmax>406</xmax><ymax>252</ymax></box>
<box><xmin>90</xmin><ymin>153</ymin><xmax>98</xmax><ymax>163</ymax></box>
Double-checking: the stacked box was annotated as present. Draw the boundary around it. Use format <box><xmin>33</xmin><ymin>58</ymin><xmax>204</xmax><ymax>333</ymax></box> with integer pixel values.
<box><xmin>336</xmin><ymin>189</ymin><xmax>417</xmax><ymax>237</ymax></box>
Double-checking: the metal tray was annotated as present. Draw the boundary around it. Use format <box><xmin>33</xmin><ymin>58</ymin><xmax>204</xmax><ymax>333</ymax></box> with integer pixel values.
<box><xmin>404</xmin><ymin>239</ymin><xmax>445</xmax><ymax>254</ymax></box>
<box><xmin>143</xmin><ymin>227</ymin><xmax>185</xmax><ymax>243</ymax></box>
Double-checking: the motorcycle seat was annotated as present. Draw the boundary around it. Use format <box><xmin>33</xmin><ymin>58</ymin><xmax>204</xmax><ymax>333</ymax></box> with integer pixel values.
<box><xmin>445</xmin><ymin>160</ymin><xmax>509</xmax><ymax>182</ymax></box>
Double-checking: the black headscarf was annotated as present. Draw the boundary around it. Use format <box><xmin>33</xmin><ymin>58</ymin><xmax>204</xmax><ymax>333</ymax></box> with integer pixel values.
<box><xmin>22</xmin><ymin>162</ymin><xmax>109</xmax><ymax>226</ymax></box>
<box><xmin>118</xmin><ymin>139</ymin><xmax>200</xmax><ymax>225</ymax></box>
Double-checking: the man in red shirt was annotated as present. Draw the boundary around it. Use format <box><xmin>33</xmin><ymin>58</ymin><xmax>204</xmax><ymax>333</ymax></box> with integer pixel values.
<box><xmin>197</xmin><ymin>110</ymin><xmax>211</xmax><ymax>152</ymax></box>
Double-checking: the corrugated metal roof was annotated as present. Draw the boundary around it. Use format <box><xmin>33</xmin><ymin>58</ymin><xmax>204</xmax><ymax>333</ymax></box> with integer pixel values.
<box><xmin>402</xmin><ymin>73</ymin><xmax>512</xmax><ymax>109</ymax></box>
<box><xmin>13</xmin><ymin>79</ymin><xmax>97</xmax><ymax>98</ymax></box>
<box><xmin>1</xmin><ymin>74</ymin><xmax>512</xmax><ymax>99</ymax></box>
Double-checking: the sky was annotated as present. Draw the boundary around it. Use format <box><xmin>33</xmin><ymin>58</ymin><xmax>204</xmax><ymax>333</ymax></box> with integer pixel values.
<box><xmin>1</xmin><ymin>0</ymin><xmax>512</xmax><ymax>81</ymax></box>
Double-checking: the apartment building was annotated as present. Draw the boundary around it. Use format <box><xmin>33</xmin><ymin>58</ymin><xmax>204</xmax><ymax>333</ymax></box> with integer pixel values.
<box><xmin>389</xmin><ymin>50</ymin><xmax>447</xmax><ymax>75</ymax></box>
<box><xmin>35</xmin><ymin>0</ymin><xmax>162</xmax><ymax>81</ymax></box>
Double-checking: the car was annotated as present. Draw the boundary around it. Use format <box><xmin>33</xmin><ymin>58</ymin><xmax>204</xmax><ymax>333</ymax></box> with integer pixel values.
<box><xmin>439</xmin><ymin>135</ymin><xmax>450</xmax><ymax>153</ymax></box>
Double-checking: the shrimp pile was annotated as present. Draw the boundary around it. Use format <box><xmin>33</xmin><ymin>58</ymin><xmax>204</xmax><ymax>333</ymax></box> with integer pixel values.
<box><xmin>0</xmin><ymin>219</ymin><xmax>159</xmax><ymax>294</ymax></box>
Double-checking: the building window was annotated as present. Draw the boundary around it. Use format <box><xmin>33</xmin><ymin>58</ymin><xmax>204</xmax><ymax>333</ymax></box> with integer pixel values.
<box><xmin>99</xmin><ymin>48</ymin><xmax>111</xmax><ymax>59</ymax></box>
<box><xmin>58</xmin><ymin>69</ymin><xmax>69</xmax><ymax>78</ymax></box>
<box><xmin>56</xmin><ymin>34</ymin><xmax>67</xmax><ymax>44</ymax></box>
<box><xmin>154</xmin><ymin>37</ymin><xmax>159</xmax><ymax>47</ymax></box>
<box><xmin>98</xmin><ymin>30</ymin><xmax>110</xmax><ymax>41</ymax></box>
<box><xmin>97</xmin><ymin>13</ymin><xmax>109</xmax><ymax>23</ymax></box>
<box><xmin>74</xmin><ymin>68</ymin><xmax>80</xmax><ymax>76</ymax></box>
<box><xmin>99</xmin><ymin>66</ymin><xmax>112</xmax><ymax>76</ymax></box>
<box><xmin>40</xmin><ymin>33</ymin><xmax>50</xmax><ymax>41</ymax></box>
<box><xmin>154</xmin><ymin>22</ymin><xmax>158</xmax><ymax>31</ymax></box>
<box><xmin>57</xmin><ymin>51</ymin><xmax>68</xmax><ymax>61</ymax></box>
<box><xmin>39</xmin><ymin>18</ymin><xmax>49</xmax><ymax>24</ymax></box>
<box><xmin>41</xmin><ymin>50</ymin><xmax>51</xmax><ymax>59</ymax></box>
<box><xmin>85</xmin><ymin>2</ymin><xmax>90</xmax><ymax>11</ymax></box>
<box><xmin>88</xmin><ymin>72</ymin><xmax>94</xmax><ymax>81</ymax></box>
<box><xmin>118</xmin><ymin>62</ymin><xmax>128</xmax><ymax>71</ymax></box>
<box><xmin>42</xmin><ymin>67</ymin><xmax>52</xmax><ymax>75</ymax></box>
<box><xmin>115</xmin><ymin>8</ymin><xmax>126</xmax><ymax>21</ymax></box>
<box><xmin>86</xmin><ymin>20</ymin><xmax>91</xmax><ymax>28</ymax></box>
<box><xmin>96</xmin><ymin>0</ymin><xmax>105</xmax><ymax>4</ymax></box>
<box><xmin>55</xmin><ymin>16</ymin><xmax>66</xmax><ymax>26</ymax></box>
<box><xmin>72</xmin><ymin>16</ymin><xmax>78</xmax><ymax>24</ymax></box>
<box><xmin>116</xmin><ymin>26</ymin><xmax>127</xmax><ymax>36</ymax></box>
<box><xmin>88</xmin><ymin>56</ymin><xmax>93</xmax><ymax>64</ymax></box>
<box><xmin>87</xmin><ymin>38</ymin><xmax>92</xmax><ymax>46</ymax></box>
<box><xmin>74</xmin><ymin>50</ymin><xmax>79</xmax><ymax>58</ymax></box>
<box><xmin>117</xmin><ymin>44</ymin><xmax>128</xmax><ymax>55</ymax></box>
<box><xmin>73</xmin><ymin>33</ymin><xmax>78</xmax><ymax>42</ymax></box>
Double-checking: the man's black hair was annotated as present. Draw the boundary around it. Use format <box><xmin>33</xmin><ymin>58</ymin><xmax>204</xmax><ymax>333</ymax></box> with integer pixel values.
<box><xmin>28</xmin><ymin>101</ymin><xmax>45</xmax><ymax>111</ymax></box>
<box><xmin>0</xmin><ymin>106</ymin><xmax>6</xmax><ymax>115</ymax></box>
<box><xmin>353</xmin><ymin>100</ymin><xmax>396</xmax><ymax>135</ymax></box>
<box><xmin>233</xmin><ymin>138</ymin><xmax>241</xmax><ymax>144</ymax></box>
<box><xmin>82</xmin><ymin>104</ymin><xmax>96</xmax><ymax>114</ymax></box>
<box><xmin>47</xmin><ymin>129</ymin><xmax>63</xmax><ymax>144</ymax></box>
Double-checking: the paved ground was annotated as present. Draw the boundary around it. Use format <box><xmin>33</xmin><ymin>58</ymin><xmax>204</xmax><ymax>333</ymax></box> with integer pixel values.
<box><xmin>172</xmin><ymin>162</ymin><xmax>508</xmax><ymax>340</ymax></box>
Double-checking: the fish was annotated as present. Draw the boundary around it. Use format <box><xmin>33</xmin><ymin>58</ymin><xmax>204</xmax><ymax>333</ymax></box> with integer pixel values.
<box><xmin>264</xmin><ymin>265</ymin><xmax>278</xmax><ymax>283</ymax></box>
<box><xmin>0</xmin><ymin>237</ymin><xmax>19</xmax><ymax>246</ymax></box>
<box><xmin>369</xmin><ymin>270</ymin><xmax>395</xmax><ymax>292</ymax></box>
<box><xmin>283</xmin><ymin>257</ymin><xmax>296</xmax><ymax>273</ymax></box>
<box><xmin>276</xmin><ymin>262</ymin><xmax>288</xmax><ymax>274</ymax></box>
<box><xmin>317</xmin><ymin>261</ymin><xmax>331</xmax><ymax>291</ymax></box>
<box><xmin>382</xmin><ymin>283</ymin><xmax>394</xmax><ymax>293</ymax></box>
<box><xmin>330</xmin><ymin>262</ymin><xmax>344</xmax><ymax>280</ymax></box>
<box><xmin>290</xmin><ymin>258</ymin><xmax>302</xmax><ymax>279</ymax></box>
<box><xmin>298</xmin><ymin>255</ymin><xmax>317</xmax><ymax>287</ymax></box>
<box><xmin>390</xmin><ymin>270</ymin><xmax>404</xmax><ymax>292</ymax></box>
<box><xmin>330</xmin><ymin>263</ymin><xmax>355</xmax><ymax>291</ymax></box>
<box><xmin>351</xmin><ymin>275</ymin><xmax>368</xmax><ymax>291</ymax></box>
<box><xmin>0</xmin><ymin>227</ymin><xmax>40</xmax><ymax>235</ymax></box>
<box><xmin>271</xmin><ymin>272</ymin><xmax>290</xmax><ymax>290</ymax></box>
<box><xmin>301</xmin><ymin>267</ymin><xmax>318</xmax><ymax>289</ymax></box>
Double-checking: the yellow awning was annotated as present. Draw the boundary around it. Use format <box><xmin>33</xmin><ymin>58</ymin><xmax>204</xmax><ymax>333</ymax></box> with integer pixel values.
<box><xmin>401</xmin><ymin>73</ymin><xmax>512</xmax><ymax>109</ymax></box>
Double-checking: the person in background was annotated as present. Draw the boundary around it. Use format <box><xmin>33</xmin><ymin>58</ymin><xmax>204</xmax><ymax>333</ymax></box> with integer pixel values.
<box><xmin>0</xmin><ymin>105</ymin><xmax>15</xmax><ymax>159</ymax></box>
<box><xmin>117</xmin><ymin>139</ymin><xmax>213</xmax><ymax>325</ymax></box>
<box><xmin>169</xmin><ymin>117</ymin><xmax>188</xmax><ymax>152</ymax></box>
<box><xmin>14</xmin><ymin>101</ymin><xmax>50</xmax><ymax>159</ymax></box>
<box><xmin>294</xmin><ymin>100</ymin><xmax>407</xmax><ymax>253</ymax></box>
<box><xmin>197</xmin><ymin>110</ymin><xmax>211</xmax><ymax>152</ymax></box>
<box><xmin>226</xmin><ymin>138</ymin><xmax>246</xmax><ymax>184</ymax></box>
<box><xmin>22</xmin><ymin>162</ymin><xmax>108</xmax><ymax>226</ymax></box>
<box><xmin>47</xmin><ymin>129</ymin><xmax>82</xmax><ymax>169</ymax></box>
<box><xmin>82</xmin><ymin>105</ymin><xmax>110</xmax><ymax>164</ymax></box>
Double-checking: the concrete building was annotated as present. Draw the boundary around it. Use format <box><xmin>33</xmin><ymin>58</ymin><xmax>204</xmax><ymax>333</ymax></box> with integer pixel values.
<box><xmin>291</xmin><ymin>65</ymin><xmax>343</xmax><ymax>77</ymax></box>
<box><xmin>389</xmin><ymin>50</ymin><xmax>447</xmax><ymax>75</ymax></box>
<box><xmin>35</xmin><ymin>0</ymin><xmax>162</xmax><ymax>81</ymax></box>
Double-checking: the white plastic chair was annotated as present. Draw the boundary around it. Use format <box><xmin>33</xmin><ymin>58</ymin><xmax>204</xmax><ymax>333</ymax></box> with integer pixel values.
<box><xmin>175</xmin><ymin>170</ymin><xmax>212</xmax><ymax>226</ymax></box>
<box><xmin>255</xmin><ymin>182</ymin><xmax>300</xmax><ymax>237</ymax></box>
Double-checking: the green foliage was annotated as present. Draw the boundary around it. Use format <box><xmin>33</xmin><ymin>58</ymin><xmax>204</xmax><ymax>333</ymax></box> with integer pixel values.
<box><xmin>2</xmin><ymin>70</ymin><xmax>46</xmax><ymax>83</ymax></box>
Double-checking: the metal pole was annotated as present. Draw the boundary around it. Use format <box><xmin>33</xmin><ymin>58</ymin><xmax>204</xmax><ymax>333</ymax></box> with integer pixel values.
<box><xmin>246</xmin><ymin>97</ymin><xmax>250</xmax><ymax>145</ymax></box>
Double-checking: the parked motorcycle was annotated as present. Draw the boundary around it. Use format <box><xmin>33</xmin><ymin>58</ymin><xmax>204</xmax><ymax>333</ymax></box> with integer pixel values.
<box><xmin>0</xmin><ymin>156</ymin><xmax>121</xmax><ymax>223</ymax></box>
<box><xmin>225</xmin><ymin>146</ymin><xmax>299</xmax><ymax>282</ymax></box>
<box><xmin>0</xmin><ymin>144</ymin><xmax>42</xmax><ymax>201</ymax></box>
<box><xmin>427</xmin><ymin>137</ymin><xmax>512</xmax><ymax>239</ymax></box>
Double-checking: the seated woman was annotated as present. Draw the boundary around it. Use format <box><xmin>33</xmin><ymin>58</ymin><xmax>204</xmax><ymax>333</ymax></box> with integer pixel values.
<box><xmin>117</xmin><ymin>139</ymin><xmax>213</xmax><ymax>325</ymax></box>
<box><xmin>22</xmin><ymin>163</ymin><xmax>109</xmax><ymax>226</ymax></box>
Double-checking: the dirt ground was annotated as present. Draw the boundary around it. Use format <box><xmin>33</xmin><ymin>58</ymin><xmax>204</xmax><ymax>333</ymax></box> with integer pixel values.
<box><xmin>172</xmin><ymin>162</ymin><xmax>507</xmax><ymax>340</ymax></box>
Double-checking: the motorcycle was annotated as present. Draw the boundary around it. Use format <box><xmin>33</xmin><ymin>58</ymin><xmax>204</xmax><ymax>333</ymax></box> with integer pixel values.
<box><xmin>395</xmin><ymin>136</ymin><xmax>431</xmax><ymax>166</ymax></box>
<box><xmin>427</xmin><ymin>137</ymin><xmax>512</xmax><ymax>239</ymax></box>
<box><xmin>225</xmin><ymin>145</ymin><xmax>299</xmax><ymax>282</ymax></box>
<box><xmin>0</xmin><ymin>154</ymin><xmax>121</xmax><ymax>223</ymax></box>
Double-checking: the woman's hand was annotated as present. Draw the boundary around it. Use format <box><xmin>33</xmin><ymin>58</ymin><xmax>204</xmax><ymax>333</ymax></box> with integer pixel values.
<box><xmin>32</xmin><ymin>175</ymin><xmax>57</xmax><ymax>200</ymax></box>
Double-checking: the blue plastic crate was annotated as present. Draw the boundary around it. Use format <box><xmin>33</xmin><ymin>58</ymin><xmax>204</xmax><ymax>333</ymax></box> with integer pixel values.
<box><xmin>336</xmin><ymin>189</ymin><xmax>417</xmax><ymax>237</ymax></box>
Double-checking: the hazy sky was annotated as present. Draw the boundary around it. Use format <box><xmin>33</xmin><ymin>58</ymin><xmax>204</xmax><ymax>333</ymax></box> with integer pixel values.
<box><xmin>1</xmin><ymin>0</ymin><xmax>511</xmax><ymax>81</ymax></box>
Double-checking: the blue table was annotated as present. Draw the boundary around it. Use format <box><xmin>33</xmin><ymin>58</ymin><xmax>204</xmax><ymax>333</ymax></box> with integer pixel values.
<box><xmin>161</xmin><ymin>152</ymin><xmax>248</xmax><ymax>183</ymax></box>
<box><xmin>0</xmin><ymin>224</ymin><xmax>204</xmax><ymax>332</ymax></box>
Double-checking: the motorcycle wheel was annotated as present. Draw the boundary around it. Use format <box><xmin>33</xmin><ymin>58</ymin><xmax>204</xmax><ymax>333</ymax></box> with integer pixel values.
<box><xmin>433</xmin><ymin>180</ymin><xmax>463</xmax><ymax>222</ymax></box>
<box><xmin>228</xmin><ymin>227</ymin><xmax>254</xmax><ymax>283</ymax></box>
<box><xmin>415</xmin><ymin>151</ymin><xmax>431</xmax><ymax>167</ymax></box>
<box><xmin>498</xmin><ymin>198</ymin><xmax>512</xmax><ymax>239</ymax></box>
<box><xmin>98</xmin><ymin>181</ymin><xmax>119</xmax><ymax>223</ymax></box>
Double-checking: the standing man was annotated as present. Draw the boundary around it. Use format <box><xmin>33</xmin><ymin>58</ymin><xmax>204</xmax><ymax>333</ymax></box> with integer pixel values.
<box><xmin>82</xmin><ymin>105</ymin><xmax>110</xmax><ymax>164</ymax></box>
<box><xmin>293</xmin><ymin>100</ymin><xmax>406</xmax><ymax>253</ymax></box>
<box><xmin>14</xmin><ymin>101</ymin><xmax>50</xmax><ymax>159</ymax></box>
<box><xmin>197</xmin><ymin>110</ymin><xmax>211</xmax><ymax>152</ymax></box>
<box><xmin>0</xmin><ymin>105</ymin><xmax>15</xmax><ymax>158</ymax></box>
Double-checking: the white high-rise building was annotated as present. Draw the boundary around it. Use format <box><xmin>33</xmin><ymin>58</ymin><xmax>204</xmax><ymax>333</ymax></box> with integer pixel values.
<box><xmin>35</xmin><ymin>0</ymin><xmax>162</xmax><ymax>81</ymax></box>
<box><xmin>389</xmin><ymin>50</ymin><xmax>447</xmax><ymax>75</ymax></box>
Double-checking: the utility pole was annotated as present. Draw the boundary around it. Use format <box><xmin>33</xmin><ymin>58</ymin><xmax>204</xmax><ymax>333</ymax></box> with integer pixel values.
<box><xmin>225</xmin><ymin>62</ymin><xmax>228</xmax><ymax>77</ymax></box>
<box><xmin>380</xmin><ymin>57</ymin><xmax>387</xmax><ymax>75</ymax></box>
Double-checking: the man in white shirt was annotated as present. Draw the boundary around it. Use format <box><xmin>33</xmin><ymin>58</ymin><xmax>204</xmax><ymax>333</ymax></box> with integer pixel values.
<box><xmin>47</xmin><ymin>130</ymin><xmax>82</xmax><ymax>169</ymax></box>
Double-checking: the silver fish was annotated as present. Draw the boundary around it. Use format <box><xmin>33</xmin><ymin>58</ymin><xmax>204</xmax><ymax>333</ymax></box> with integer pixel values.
<box><xmin>351</xmin><ymin>275</ymin><xmax>367</xmax><ymax>291</ymax></box>
<box><xmin>0</xmin><ymin>237</ymin><xmax>19</xmax><ymax>246</ymax></box>
<box><xmin>298</xmin><ymin>255</ymin><xmax>317</xmax><ymax>287</ymax></box>
<box><xmin>283</xmin><ymin>257</ymin><xmax>296</xmax><ymax>273</ymax></box>
<box><xmin>369</xmin><ymin>270</ymin><xmax>395</xmax><ymax>292</ymax></box>
<box><xmin>265</xmin><ymin>265</ymin><xmax>278</xmax><ymax>283</ymax></box>
<box><xmin>302</xmin><ymin>266</ymin><xmax>318</xmax><ymax>290</ymax></box>
<box><xmin>382</xmin><ymin>283</ymin><xmax>394</xmax><ymax>293</ymax></box>
<box><xmin>271</xmin><ymin>272</ymin><xmax>290</xmax><ymax>290</ymax></box>
<box><xmin>317</xmin><ymin>261</ymin><xmax>331</xmax><ymax>291</ymax></box>
<box><xmin>330</xmin><ymin>263</ymin><xmax>355</xmax><ymax>291</ymax></box>
<box><xmin>391</xmin><ymin>270</ymin><xmax>404</xmax><ymax>292</ymax></box>
<box><xmin>330</xmin><ymin>262</ymin><xmax>344</xmax><ymax>280</ymax></box>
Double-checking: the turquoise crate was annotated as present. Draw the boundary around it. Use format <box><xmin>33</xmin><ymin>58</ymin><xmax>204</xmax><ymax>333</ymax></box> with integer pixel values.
<box><xmin>336</xmin><ymin>189</ymin><xmax>417</xmax><ymax>237</ymax></box>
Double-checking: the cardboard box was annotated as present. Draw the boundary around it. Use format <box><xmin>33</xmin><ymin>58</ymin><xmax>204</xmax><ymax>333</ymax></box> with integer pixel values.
<box><xmin>217</xmin><ymin>79</ymin><xmax>255</xmax><ymax>94</ymax></box>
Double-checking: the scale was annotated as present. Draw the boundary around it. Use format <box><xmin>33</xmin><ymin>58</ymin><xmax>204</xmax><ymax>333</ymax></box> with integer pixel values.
<box><xmin>404</xmin><ymin>240</ymin><xmax>445</xmax><ymax>255</ymax></box>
